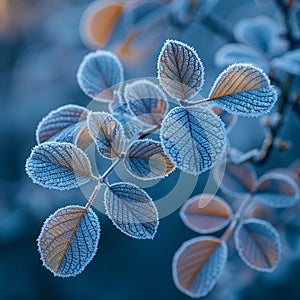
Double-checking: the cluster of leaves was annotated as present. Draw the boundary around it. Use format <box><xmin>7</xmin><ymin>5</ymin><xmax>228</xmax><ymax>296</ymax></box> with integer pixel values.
<box><xmin>25</xmin><ymin>38</ymin><xmax>278</xmax><ymax>281</ymax></box>
<box><xmin>25</xmin><ymin>49</ymin><xmax>172</xmax><ymax>277</ymax></box>
<box><xmin>173</xmin><ymin>162</ymin><xmax>300</xmax><ymax>298</ymax></box>
<box><xmin>74</xmin><ymin>0</ymin><xmax>300</xmax><ymax>297</ymax></box>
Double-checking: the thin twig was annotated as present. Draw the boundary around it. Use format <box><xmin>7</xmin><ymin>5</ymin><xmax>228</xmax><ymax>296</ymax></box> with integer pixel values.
<box><xmin>100</xmin><ymin>124</ymin><xmax>160</xmax><ymax>183</ymax></box>
<box><xmin>275</xmin><ymin>0</ymin><xmax>300</xmax><ymax>49</ymax></box>
<box><xmin>101</xmin><ymin>157</ymin><xmax>123</xmax><ymax>181</ymax></box>
<box><xmin>221</xmin><ymin>194</ymin><xmax>253</xmax><ymax>242</ymax></box>
<box><xmin>256</xmin><ymin>73</ymin><xmax>291</xmax><ymax>164</ymax></box>
<box><xmin>85</xmin><ymin>182</ymin><xmax>101</xmax><ymax>209</ymax></box>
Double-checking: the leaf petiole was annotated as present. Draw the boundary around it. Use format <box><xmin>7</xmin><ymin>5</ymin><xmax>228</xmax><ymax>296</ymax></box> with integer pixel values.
<box><xmin>221</xmin><ymin>194</ymin><xmax>254</xmax><ymax>242</ymax></box>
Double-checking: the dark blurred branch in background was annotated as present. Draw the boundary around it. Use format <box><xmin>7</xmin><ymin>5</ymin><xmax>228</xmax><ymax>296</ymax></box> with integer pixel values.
<box><xmin>257</xmin><ymin>73</ymin><xmax>292</xmax><ymax>164</ymax></box>
<box><xmin>275</xmin><ymin>0</ymin><xmax>300</xmax><ymax>49</ymax></box>
<box><xmin>199</xmin><ymin>12</ymin><xmax>237</xmax><ymax>43</ymax></box>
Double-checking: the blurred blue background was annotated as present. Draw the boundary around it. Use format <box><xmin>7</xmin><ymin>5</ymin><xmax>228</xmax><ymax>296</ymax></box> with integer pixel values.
<box><xmin>1</xmin><ymin>0</ymin><xmax>300</xmax><ymax>299</ymax></box>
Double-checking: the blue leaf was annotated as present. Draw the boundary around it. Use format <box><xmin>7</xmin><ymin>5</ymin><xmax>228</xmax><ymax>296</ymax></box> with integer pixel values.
<box><xmin>38</xmin><ymin>205</ymin><xmax>100</xmax><ymax>277</ymax></box>
<box><xmin>25</xmin><ymin>142</ymin><xmax>95</xmax><ymax>190</ymax></box>
<box><xmin>209</xmin><ymin>63</ymin><xmax>277</xmax><ymax>117</ymax></box>
<box><xmin>254</xmin><ymin>172</ymin><xmax>300</xmax><ymax>208</ymax></box>
<box><xmin>124</xmin><ymin>79</ymin><xmax>168</xmax><ymax>126</ymax></box>
<box><xmin>109</xmin><ymin>91</ymin><xmax>128</xmax><ymax>115</ymax></box>
<box><xmin>272</xmin><ymin>49</ymin><xmax>300</xmax><ymax>76</ymax></box>
<box><xmin>173</xmin><ymin>236</ymin><xmax>227</xmax><ymax>298</ymax></box>
<box><xmin>215</xmin><ymin>43</ymin><xmax>269</xmax><ymax>72</ymax></box>
<box><xmin>36</xmin><ymin>105</ymin><xmax>89</xmax><ymax>144</ymax></box>
<box><xmin>234</xmin><ymin>218</ymin><xmax>281</xmax><ymax>272</ymax></box>
<box><xmin>234</xmin><ymin>16</ymin><xmax>288</xmax><ymax>56</ymax></box>
<box><xmin>124</xmin><ymin>139</ymin><xmax>175</xmax><ymax>180</ymax></box>
<box><xmin>113</xmin><ymin>113</ymin><xmax>142</xmax><ymax>140</ymax></box>
<box><xmin>77</xmin><ymin>50</ymin><xmax>124</xmax><ymax>102</ymax></box>
<box><xmin>160</xmin><ymin>106</ymin><xmax>226</xmax><ymax>175</ymax></box>
<box><xmin>158</xmin><ymin>39</ymin><xmax>204</xmax><ymax>100</ymax></box>
<box><xmin>87</xmin><ymin>112</ymin><xmax>125</xmax><ymax>159</ymax></box>
<box><xmin>213</xmin><ymin>162</ymin><xmax>257</xmax><ymax>196</ymax></box>
<box><xmin>104</xmin><ymin>182</ymin><xmax>159</xmax><ymax>239</ymax></box>
<box><xmin>180</xmin><ymin>194</ymin><xmax>232</xmax><ymax>234</ymax></box>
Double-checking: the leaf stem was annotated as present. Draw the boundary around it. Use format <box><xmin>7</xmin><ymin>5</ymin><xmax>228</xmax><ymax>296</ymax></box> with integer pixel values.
<box><xmin>221</xmin><ymin>219</ymin><xmax>237</xmax><ymax>242</ymax></box>
<box><xmin>186</xmin><ymin>98</ymin><xmax>211</xmax><ymax>107</ymax></box>
<box><xmin>85</xmin><ymin>182</ymin><xmax>101</xmax><ymax>209</ymax></box>
<box><xmin>221</xmin><ymin>194</ymin><xmax>253</xmax><ymax>242</ymax></box>
<box><xmin>99</xmin><ymin>123</ymin><xmax>161</xmax><ymax>184</ymax></box>
<box><xmin>101</xmin><ymin>156</ymin><xmax>123</xmax><ymax>181</ymax></box>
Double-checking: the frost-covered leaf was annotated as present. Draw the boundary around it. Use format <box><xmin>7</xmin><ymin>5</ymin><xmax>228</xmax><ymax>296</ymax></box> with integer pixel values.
<box><xmin>211</xmin><ymin>106</ymin><xmax>237</xmax><ymax>133</ymax></box>
<box><xmin>80</xmin><ymin>1</ymin><xmax>127</xmax><ymax>49</ymax></box>
<box><xmin>272</xmin><ymin>49</ymin><xmax>300</xmax><ymax>76</ymax></box>
<box><xmin>36</xmin><ymin>105</ymin><xmax>88</xmax><ymax>144</ymax></box>
<box><xmin>113</xmin><ymin>113</ymin><xmax>142</xmax><ymax>140</ymax></box>
<box><xmin>74</xmin><ymin>125</ymin><xmax>94</xmax><ymax>152</ymax></box>
<box><xmin>234</xmin><ymin>218</ymin><xmax>281</xmax><ymax>272</ymax></box>
<box><xmin>215</xmin><ymin>44</ymin><xmax>269</xmax><ymax>72</ymax></box>
<box><xmin>254</xmin><ymin>172</ymin><xmax>300</xmax><ymax>208</ymax></box>
<box><xmin>213</xmin><ymin>162</ymin><xmax>257</xmax><ymax>196</ymax></box>
<box><xmin>38</xmin><ymin>205</ymin><xmax>100</xmax><ymax>277</ymax></box>
<box><xmin>124</xmin><ymin>139</ymin><xmax>175</xmax><ymax>180</ymax></box>
<box><xmin>180</xmin><ymin>194</ymin><xmax>232</xmax><ymax>234</ymax></box>
<box><xmin>160</xmin><ymin>106</ymin><xmax>226</xmax><ymax>175</ymax></box>
<box><xmin>109</xmin><ymin>91</ymin><xmax>127</xmax><ymax>115</ymax></box>
<box><xmin>209</xmin><ymin>63</ymin><xmax>277</xmax><ymax>117</ymax></box>
<box><xmin>104</xmin><ymin>182</ymin><xmax>158</xmax><ymax>239</ymax></box>
<box><xmin>158</xmin><ymin>39</ymin><xmax>204</xmax><ymax>100</ymax></box>
<box><xmin>87</xmin><ymin>112</ymin><xmax>125</xmax><ymax>158</ymax></box>
<box><xmin>25</xmin><ymin>142</ymin><xmax>95</xmax><ymax>190</ymax></box>
<box><xmin>124</xmin><ymin>79</ymin><xmax>168</xmax><ymax>125</ymax></box>
<box><xmin>234</xmin><ymin>16</ymin><xmax>288</xmax><ymax>56</ymax></box>
<box><xmin>173</xmin><ymin>236</ymin><xmax>227</xmax><ymax>298</ymax></box>
<box><xmin>77</xmin><ymin>50</ymin><xmax>124</xmax><ymax>101</ymax></box>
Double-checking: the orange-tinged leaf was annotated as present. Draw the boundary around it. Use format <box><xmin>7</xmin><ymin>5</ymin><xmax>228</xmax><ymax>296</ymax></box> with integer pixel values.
<box><xmin>124</xmin><ymin>139</ymin><xmax>175</xmax><ymax>180</ymax></box>
<box><xmin>234</xmin><ymin>218</ymin><xmax>281</xmax><ymax>272</ymax></box>
<box><xmin>124</xmin><ymin>79</ymin><xmax>168</xmax><ymax>126</ymax></box>
<box><xmin>180</xmin><ymin>194</ymin><xmax>232</xmax><ymax>233</ymax></box>
<box><xmin>208</xmin><ymin>63</ymin><xmax>277</xmax><ymax>117</ymax></box>
<box><xmin>210</xmin><ymin>64</ymin><xmax>269</xmax><ymax>99</ymax></box>
<box><xmin>25</xmin><ymin>142</ymin><xmax>95</xmax><ymax>190</ymax></box>
<box><xmin>87</xmin><ymin>112</ymin><xmax>125</xmax><ymax>159</ymax></box>
<box><xmin>254</xmin><ymin>172</ymin><xmax>300</xmax><ymax>208</ymax></box>
<box><xmin>173</xmin><ymin>236</ymin><xmax>227</xmax><ymax>298</ymax></box>
<box><xmin>158</xmin><ymin>39</ymin><xmax>204</xmax><ymax>101</ymax></box>
<box><xmin>213</xmin><ymin>162</ymin><xmax>257</xmax><ymax>196</ymax></box>
<box><xmin>38</xmin><ymin>205</ymin><xmax>100</xmax><ymax>277</ymax></box>
<box><xmin>80</xmin><ymin>1</ymin><xmax>125</xmax><ymax>48</ymax></box>
<box><xmin>36</xmin><ymin>104</ymin><xmax>88</xmax><ymax>144</ymax></box>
